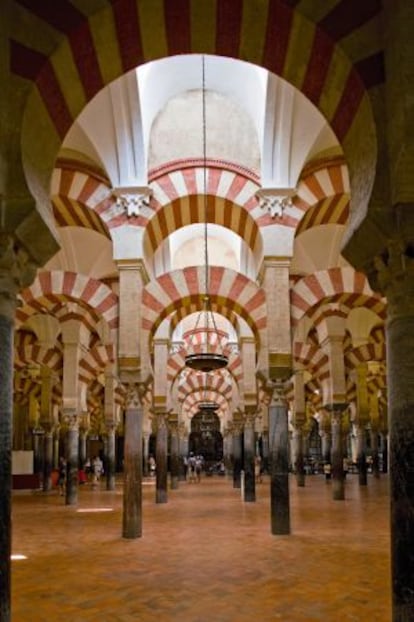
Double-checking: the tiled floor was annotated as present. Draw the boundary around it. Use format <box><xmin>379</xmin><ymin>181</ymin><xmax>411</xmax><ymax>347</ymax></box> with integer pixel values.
<box><xmin>11</xmin><ymin>473</ymin><xmax>391</xmax><ymax>621</ymax></box>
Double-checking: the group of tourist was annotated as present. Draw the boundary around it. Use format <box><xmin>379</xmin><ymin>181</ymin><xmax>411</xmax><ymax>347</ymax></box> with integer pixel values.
<box><xmin>57</xmin><ymin>455</ymin><xmax>104</xmax><ymax>495</ymax></box>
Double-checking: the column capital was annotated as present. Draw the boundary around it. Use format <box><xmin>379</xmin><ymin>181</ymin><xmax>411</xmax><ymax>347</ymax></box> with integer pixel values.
<box><xmin>0</xmin><ymin>233</ymin><xmax>38</xmax><ymax>318</ymax></box>
<box><xmin>61</xmin><ymin>408</ymin><xmax>79</xmax><ymax>431</ymax></box>
<box><xmin>124</xmin><ymin>382</ymin><xmax>147</xmax><ymax>409</ymax></box>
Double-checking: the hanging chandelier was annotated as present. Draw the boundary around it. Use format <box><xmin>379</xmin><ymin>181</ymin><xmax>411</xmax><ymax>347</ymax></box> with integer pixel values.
<box><xmin>184</xmin><ymin>56</ymin><xmax>228</xmax><ymax>373</ymax></box>
<box><xmin>198</xmin><ymin>372</ymin><xmax>219</xmax><ymax>412</ymax></box>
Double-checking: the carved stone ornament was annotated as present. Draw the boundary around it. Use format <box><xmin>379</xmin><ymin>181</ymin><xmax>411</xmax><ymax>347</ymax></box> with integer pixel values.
<box><xmin>61</xmin><ymin>409</ymin><xmax>79</xmax><ymax>431</ymax></box>
<box><xmin>125</xmin><ymin>384</ymin><xmax>141</xmax><ymax>409</ymax></box>
<box><xmin>255</xmin><ymin>189</ymin><xmax>295</xmax><ymax>219</ymax></box>
<box><xmin>112</xmin><ymin>187</ymin><xmax>152</xmax><ymax>218</ymax></box>
<box><xmin>0</xmin><ymin>233</ymin><xmax>39</xmax><ymax>317</ymax></box>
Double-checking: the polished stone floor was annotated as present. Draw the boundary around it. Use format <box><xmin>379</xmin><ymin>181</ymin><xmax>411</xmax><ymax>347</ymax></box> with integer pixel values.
<box><xmin>11</xmin><ymin>473</ymin><xmax>391</xmax><ymax>621</ymax></box>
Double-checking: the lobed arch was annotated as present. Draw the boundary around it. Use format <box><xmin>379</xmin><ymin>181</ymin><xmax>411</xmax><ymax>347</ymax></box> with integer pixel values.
<box><xmin>12</xmin><ymin>1</ymin><xmax>379</xmax><ymax>240</ymax></box>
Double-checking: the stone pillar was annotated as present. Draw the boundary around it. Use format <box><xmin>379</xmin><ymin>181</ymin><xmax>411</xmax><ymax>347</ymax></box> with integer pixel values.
<box><xmin>155</xmin><ymin>410</ymin><xmax>168</xmax><ymax>503</ymax></box>
<box><xmin>104</xmin><ymin>365</ymin><xmax>117</xmax><ymax>491</ymax></box>
<box><xmin>0</xmin><ymin>233</ymin><xmax>39</xmax><ymax>621</ymax></box>
<box><xmin>331</xmin><ymin>410</ymin><xmax>345</xmax><ymax>501</ymax></box>
<box><xmin>42</xmin><ymin>425</ymin><xmax>54</xmax><ymax>492</ymax></box>
<box><xmin>232</xmin><ymin>418</ymin><xmax>243</xmax><ymax>489</ymax></box>
<box><xmin>78</xmin><ymin>424</ymin><xmax>88</xmax><ymax>469</ymax></box>
<box><xmin>122</xmin><ymin>383</ymin><xmax>144</xmax><ymax>538</ymax></box>
<box><xmin>262</xmin><ymin>426</ymin><xmax>269</xmax><ymax>473</ymax></box>
<box><xmin>105</xmin><ymin>423</ymin><xmax>116</xmax><ymax>491</ymax></box>
<box><xmin>293</xmin><ymin>426</ymin><xmax>305</xmax><ymax>487</ymax></box>
<box><xmin>169</xmin><ymin>414</ymin><xmax>179</xmax><ymax>490</ymax></box>
<box><xmin>243</xmin><ymin>409</ymin><xmax>256</xmax><ymax>502</ymax></box>
<box><xmin>53</xmin><ymin>425</ymin><xmax>60</xmax><ymax>469</ymax></box>
<box><xmin>178</xmin><ymin>424</ymin><xmax>188</xmax><ymax>480</ymax></box>
<box><xmin>353</xmin><ymin>363</ymin><xmax>370</xmax><ymax>486</ymax></box>
<box><xmin>62</xmin><ymin>410</ymin><xmax>79</xmax><ymax>505</ymax></box>
<box><xmin>292</xmin><ymin>367</ymin><xmax>306</xmax><ymax>486</ymax></box>
<box><xmin>369</xmin><ymin>390</ymin><xmax>381</xmax><ymax>479</ymax></box>
<box><xmin>61</xmin><ymin>319</ymin><xmax>89</xmax><ymax>504</ymax></box>
<box><xmin>268</xmin><ymin>381</ymin><xmax>290</xmax><ymax>535</ymax></box>
<box><xmin>143</xmin><ymin>431</ymin><xmax>150</xmax><ymax>476</ymax></box>
<box><xmin>369</xmin><ymin>240</ymin><xmax>414</xmax><ymax>618</ymax></box>
<box><xmin>39</xmin><ymin>367</ymin><xmax>57</xmax><ymax>492</ymax></box>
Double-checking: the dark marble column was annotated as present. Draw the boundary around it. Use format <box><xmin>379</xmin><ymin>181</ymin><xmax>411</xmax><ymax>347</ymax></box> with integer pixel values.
<box><xmin>63</xmin><ymin>411</ymin><xmax>79</xmax><ymax>506</ymax></box>
<box><xmin>0</xmin><ymin>312</ymin><xmax>15</xmax><ymax>622</ymax></box>
<box><xmin>331</xmin><ymin>410</ymin><xmax>345</xmax><ymax>500</ymax></box>
<box><xmin>262</xmin><ymin>427</ymin><xmax>269</xmax><ymax>473</ymax></box>
<box><xmin>179</xmin><ymin>429</ymin><xmax>188</xmax><ymax>481</ymax></box>
<box><xmin>232</xmin><ymin>422</ymin><xmax>243</xmax><ymax>489</ymax></box>
<box><xmin>294</xmin><ymin>426</ymin><xmax>305</xmax><ymax>487</ymax></box>
<box><xmin>356</xmin><ymin>425</ymin><xmax>368</xmax><ymax>486</ymax></box>
<box><xmin>381</xmin><ymin>432</ymin><xmax>388</xmax><ymax>474</ymax></box>
<box><xmin>122</xmin><ymin>384</ymin><xmax>143</xmax><ymax>538</ymax></box>
<box><xmin>387</xmin><ymin>310</ymin><xmax>414</xmax><ymax>619</ymax></box>
<box><xmin>33</xmin><ymin>431</ymin><xmax>43</xmax><ymax>486</ymax></box>
<box><xmin>155</xmin><ymin>411</ymin><xmax>168</xmax><ymax>503</ymax></box>
<box><xmin>106</xmin><ymin>423</ymin><xmax>116</xmax><ymax>491</ymax></box>
<box><xmin>42</xmin><ymin>427</ymin><xmax>54</xmax><ymax>492</ymax></box>
<box><xmin>370</xmin><ymin>428</ymin><xmax>380</xmax><ymax>479</ymax></box>
<box><xmin>269</xmin><ymin>383</ymin><xmax>290</xmax><ymax>535</ymax></box>
<box><xmin>143</xmin><ymin>432</ymin><xmax>150</xmax><ymax>477</ymax></box>
<box><xmin>78</xmin><ymin>427</ymin><xmax>88</xmax><ymax>469</ymax></box>
<box><xmin>243</xmin><ymin>412</ymin><xmax>256</xmax><ymax>502</ymax></box>
<box><xmin>169</xmin><ymin>416</ymin><xmax>179</xmax><ymax>490</ymax></box>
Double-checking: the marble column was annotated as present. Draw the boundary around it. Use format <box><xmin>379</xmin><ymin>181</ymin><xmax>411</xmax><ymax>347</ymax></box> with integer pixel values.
<box><xmin>78</xmin><ymin>426</ymin><xmax>88</xmax><ymax>469</ymax></box>
<box><xmin>370</xmin><ymin>427</ymin><xmax>380</xmax><ymax>479</ymax></box>
<box><xmin>232</xmin><ymin>420</ymin><xmax>243</xmax><ymax>489</ymax></box>
<box><xmin>331</xmin><ymin>410</ymin><xmax>345</xmax><ymax>501</ymax></box>
<box><xmin>155</xmin><ymin>410</ymin><xmax>168</xmax><ymax>503</ymax></box>
<box><xmin>243</xmin><ymin>410</ymin><xmax>256</xmax><ymax>502</ymax></box>
<box><xmin>0</xmin><ymin>299</ymin><xmax>17</xmax><ymax>622</ymax></box>
<box><xmin>169</xmin><ymin>415</ymin><xmax>179</xmax><ymax>490</ymax></box>
<box><xmin>356</xmin><ymin>425</ymin><xmax>368</xmax><ymax>486</ymax></box>
<box><xmin>106</xmin><ymin>423</ymin><xmax>116</xmax><ymax>491</ymax></box>
<box><xmin>293</xmin><ymin>426</ymin><xmax>305</xmax><ymax>487</ymax></box>
<box><xmin>179</xmin><ymin>427</ymin><xmax>188</xmax><ymax>480</ymax></box>
<box><xmin>62</xmin><ymin>410</ymin><xmax>79</xmax><ymax>506</ymax></box>
<box><xmin>122</xmin><ymin>383</ymin><xmax>143</xmax><ymax>538</ymax></box>
<box><xmin>262</xmin><ymin>427</ymin><xmax>269</xmax><ymax>473</ymax></box>
<box><xmin>42</xmin><ymin>425</ymin><xmax>54</xmax><ymax>492</ymax></box>
<box><xmin>143</xmin><ymin>431</ymin><xmax>150</xmax><ymax>476</ymax></box>
<box><xmin>268</xmin><ymin>382</ymin><xmax>290</xmax><ymax>535</ymax></box>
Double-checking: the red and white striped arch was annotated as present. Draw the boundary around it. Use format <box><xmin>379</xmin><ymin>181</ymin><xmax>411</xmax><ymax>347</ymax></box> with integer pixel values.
<box><xmin>13</xmin><ymin>2</ymin><xmax>380</xmax><ymax>221</ymax></box>
<box><xmin>79</xmin><ymin>345</ymin><xmax>112</xmax><ymax>383</ymax></box>
<box><xmin>177</xmin><ymin>371</ymin><xmax>233</xmax><ymax>403</ymax></box>
<box><xmin>290</xmin><ymin>267</ymin><xmax>386</xmax><ymax>326</ymax></box>
<box><xmin>51</xmin><ymin>165</ymin><xmax>150</xmax><ymax>232</ymax></box>
<box><xmin>183</xmin><ymin>390</ymin><xmax>229</xmax><ymax>419</ymax></box>
<box><xmin>142</xmin><ymin>266</ymin><xmax>266</xmax><ymax>345</ymax></box>
<box><xmin>14</xmin><ymin>331</ymin><xmax>63</xmax><ymax>374</ymax></box>
<box><xmin>17</xmin><ymin>271</ymin><xmax>119</xmax><ymax>334</ymax></box>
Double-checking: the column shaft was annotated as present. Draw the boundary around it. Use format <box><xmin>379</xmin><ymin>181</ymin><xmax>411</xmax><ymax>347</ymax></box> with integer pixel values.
<box><xmin>388</xmin><ymin>314</ymin><xmax>414</xmax><ymax>618</ymax></box>
<box><xmin>122</xmin><ymin>402</ymin><xmax>143</xmax><ymax>538</ymax></box>
<box><xmin>331</xmin><ymin>412</ymin><xmax>345</xmax><ymax>500</ymax></box>
<box><xmin>156</xmin><ymin>414</ymin><xmax>168</xmax><ymax>503</ymax></box>
<box><xmin>106</xmin><ymin>426</ymin><xmax>116</xmax><ymax>491</ymax></box>
<box><xmin>0</xmin><ymin>315</ymin><xmax>14</xmax><ymax>622</ymax></box>
<box><xmin>232</xmin><ymin>428</ymin><xmax>242</xmax><ymax>489</ymax></box>
<box><xmin>243</xmin><ymin>417</ymin><xmax>256</xmax><ymax>502</ymax></box>
<box><xmin>269</xmin><ymin>400</ymin><xmax>290</xmax><ymax>535</ymax></box>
